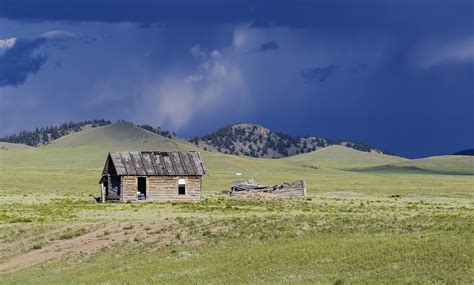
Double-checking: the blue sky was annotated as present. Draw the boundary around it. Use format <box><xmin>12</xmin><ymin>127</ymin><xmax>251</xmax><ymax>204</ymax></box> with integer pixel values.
<box><xmin>0</xmin><ymin>0</ymin><xmax>473</xmax><ymax>157</ymax></box>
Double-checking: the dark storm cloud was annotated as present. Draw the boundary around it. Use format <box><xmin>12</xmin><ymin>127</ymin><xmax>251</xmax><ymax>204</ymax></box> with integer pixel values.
<box><xmin>137</xmin><ymin>23</ymin><xmax>152</xmax><ymax>29</ymax></box>
<box><xmin>0</xmin><ymin>37</ymin><xmax>47</xmax><ymax>87</ymax></box>
<box><xmin>301</xmin><ymin>65</ymin><xmax>338</xmax><ymax>83</ymax></box>
<box><xmin>136</xmin><ymin>22</ymin><xmax>168</xmax><ymax>29</ymax></box>
<box><xmin>249</xmin><ymin>18</ymin><xmax>277</xmax><ymax>29</ymax></box>
<box><xmin>54</xmin><ymin>60</ymin><xmax>62</xmax><ymax>69</ymax></box>
<box><xmin>0</xmin><ymin>0</ymin><xmax>252</xmax><ymax>23</ymax></box>
<box><xmin>348</xmin><ymin>64</ymin><xmax>369</xmax><ymax>74</ymax></box>
<box><xmin>1</xmin><ymin>0</ymin><xmax>472</xmax><ymax>35</ymax></box>
<box><xmin>0</xmin><ymin>31</ymin><xmax>95</xmax><ymax>87</ymax></box>
<box><xmin>251</xmin><ymin>40</ymin><xmax>279</xmax><ymax>53</ymax></box>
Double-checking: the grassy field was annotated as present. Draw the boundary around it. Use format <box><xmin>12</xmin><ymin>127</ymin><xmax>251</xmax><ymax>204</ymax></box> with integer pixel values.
<box><xmin>0</xmin><ymin>142</ymin><xmax>33</xmax><ymax>150</ymax></box>
<box><xmin>0</xmin><ymin>123</ymin><xmax>473</xmax><ymax>284</ymax></box>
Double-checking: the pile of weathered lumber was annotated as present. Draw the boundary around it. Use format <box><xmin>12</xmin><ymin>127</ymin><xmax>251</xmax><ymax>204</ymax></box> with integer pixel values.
<box><xmin>217</xmin><ymin>178</ymin><xmax>306</xmax><ymax>196</ymax></box>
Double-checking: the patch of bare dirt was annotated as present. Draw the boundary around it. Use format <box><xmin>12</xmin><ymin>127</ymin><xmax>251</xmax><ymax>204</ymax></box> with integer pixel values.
<box><xmin>0</xmin><ymin>221</ymin><xmax>172</xmax><ymax>273</ymax></box>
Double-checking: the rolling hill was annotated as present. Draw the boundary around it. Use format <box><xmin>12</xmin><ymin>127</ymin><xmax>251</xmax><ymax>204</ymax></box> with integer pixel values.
<box><xmin>49</xmin><ymin>121</ymin><xmax>193</xmax><ymax>151</ymax></box>
<box><xmin>359</xmin><ymin>155</ymin><xmax>474</xmax><ymax>175</ymax></box>
<box><xmin>7</xmin><ymin>121</ymin><xmax>472</xmax><ymax>176</ymax></box>
<box><xmin>0</xmin><ymin>142</ymin><xmax>33</xmax><ymax>150</ymax></box>
<box><xmin>2</xmin><ymin>120</ymin><xmax>383</xmax><ymax>159</ymax></box>
<box><xmin>284</xmin><ymin>145</ymin><xmax>408</xmax><ymax>169</ymax></box>
<box><xmin>0</xmin><ymin>120</ymin><xmax>112</xmax><ymax>147</ymax></box>
<box><xmin>187</xmin><ymin>123</ymin><xmax>384</xmax><ymax>158</ymax></box>
<box><xmin>46</xmin><ymin>122</ymin><xmax>403</xmax><ymax>171</ymax></box>
<box><xmin>5</xmin><ymin>121</ymin><xmax>472</xmax><ymax>176</ymax></box>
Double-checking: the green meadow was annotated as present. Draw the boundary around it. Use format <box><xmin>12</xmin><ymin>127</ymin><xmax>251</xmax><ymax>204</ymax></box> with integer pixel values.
<box><xmin>0</xmin><ymin>123</ymin><xmax>473</xmax><ymax>284</ymax></box>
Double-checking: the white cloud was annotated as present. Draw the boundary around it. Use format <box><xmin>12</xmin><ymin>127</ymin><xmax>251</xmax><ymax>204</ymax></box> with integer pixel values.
<box><xmin>232</xmin><ymin>25</ymin><xmax>268</xmax><ymax>51</ymax></box>
<box><xmin>0</xmin><ymin>38</ymin><xmax>17</xmax><ymax>55</ymax></box>
<box><xmin>210</xmin><ymin>49</ymin><xmax>221</xmax><ymax>58</ymax></box>
<box><xmin>0</xmin><ymin>31</ymin><xmax>93</xmax><ymax>56</ymax></box>
<box><xmin>186</xmin><ymin>47</ymin><xmax>229</xmax><ymax>83</ymax></box>
<box><xmin>417</xmin><ymin>37</ymin><xmax>474</xmax><ymax>69</ymax></box>
<box><xmin>40</xmin><ymin>30</ymin><xmax>97</xmax><ymax>45</ymax></box>
<box><xmin>137</xmin><ymin>44</ymin><xmax>249</xmax><ymax>130</ymax></box>
<box><xmin>233</xmin><ymin>29</ymin><xmax>247</xmax><ymax>48</ymax></box>
<box><xmin>190</xmin><ymin>44</ymin><xmax>208</xmax><ymax>60</ymax></box>
<box><xmin>41</xmin><ymin>30</ymin><xmax>79</xmax><ymax>40</ymax></box>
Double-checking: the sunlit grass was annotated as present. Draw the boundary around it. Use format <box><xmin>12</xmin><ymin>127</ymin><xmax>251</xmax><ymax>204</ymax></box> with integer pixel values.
<box><xmin>0</xmin><ymin>129</ymin><xmax>473</xmax><ymax>283</ymax></box>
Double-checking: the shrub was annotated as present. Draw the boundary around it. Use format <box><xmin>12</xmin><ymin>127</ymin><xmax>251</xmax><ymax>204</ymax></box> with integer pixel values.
<box><xmin>123</xmin><ymin>224</ymin><xmax>134</xmax><ymax>230</ymax></box>
<box><xmin>31</xmin><ymin>243</ymin><xmax>43</xmax><ymax>250</ymax></box>
<box><xmin>58</xmin><ymin>228</ymin><xmax>88</xmax><ymax>240</ymax></box>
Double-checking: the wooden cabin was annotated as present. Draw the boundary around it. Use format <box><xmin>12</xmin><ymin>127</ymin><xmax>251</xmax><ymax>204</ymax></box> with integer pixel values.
<box><xmin>99</xmin><ymin>151</ymin><xmax>206</xmax><ymax>202</ymax></box>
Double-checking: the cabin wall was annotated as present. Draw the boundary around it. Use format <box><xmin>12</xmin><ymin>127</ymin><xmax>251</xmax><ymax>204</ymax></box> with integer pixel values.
<box><xmin>148</xmin><ymin>176</ymin><xmax>201</xmax><ymax>201</ymax></box>
<box><xmin>106</xmin><ymin>175</ymin><xmax>121</xmax><ymax>200</ymax></box>
<box><xmin>122</xmin><ymin>176</ymin><xmax>138</xmax><ymax>202</ymax></box>
<box><xmin>120</xmin><ymin>175</ymin><xmax>202</xmax><ymax>202</ymax></box>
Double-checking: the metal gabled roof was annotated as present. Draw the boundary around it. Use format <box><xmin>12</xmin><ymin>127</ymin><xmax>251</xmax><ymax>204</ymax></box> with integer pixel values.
<box><xmin>102</xmin><ymin>151</ymin><xmax>206</xmax><ymax>178</ymax></box>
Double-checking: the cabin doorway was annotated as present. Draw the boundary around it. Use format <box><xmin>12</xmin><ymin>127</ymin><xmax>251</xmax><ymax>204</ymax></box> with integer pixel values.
<box><xmin>137</xmin><ymin>177</ymin><xmax>147</xmax><ymax>200</ymax></box>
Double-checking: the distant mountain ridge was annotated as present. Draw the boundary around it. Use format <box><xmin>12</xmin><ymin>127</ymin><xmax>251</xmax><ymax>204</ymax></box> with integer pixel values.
<box><xmin>188</xmin><ymin>123</ymin><xmax>384</xmax><ymax>158</ymax></box>
<box><xmin>2</xmin><ymin>120</ymin><xmax>384</xmax><ymax>158</ymax></box>
<box><xmin>0</xmin><ymin>120</ymin><xmax>175</xmax><ymax>147</ymax></box>
<box><xmin>0</xmin><ymin>120</ymin><xmax>112</xmax><ymax>146</ymax></box>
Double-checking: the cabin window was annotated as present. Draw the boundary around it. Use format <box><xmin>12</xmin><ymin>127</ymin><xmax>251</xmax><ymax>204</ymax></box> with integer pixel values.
<box><xmin>137</xmin><ymin>177</ymin><xmax>147</xmax><ymax>200</ymax></box>
<box><xmin>178</xmin><ymin>178</ymin><xmax>186</xmax><ymax>195</ymax></box>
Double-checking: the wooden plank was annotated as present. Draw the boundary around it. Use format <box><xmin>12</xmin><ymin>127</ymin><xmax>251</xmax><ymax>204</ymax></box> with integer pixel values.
<box><xmin>106</xmin><ymin>151</ymin><xmax>206</xmax><ymax>181</ymax></box>
<box><xmin>148</xmin><ymin>153</ymin><xmax>162</xmax><ymax>175</ymax></box>
<box><xmin>110</xmin><ymin>152</ymin><xmax>127</xmax><ymax>175</ymax></box>
<box><xmin>229</xmin><ymin>180</ymin><xmax>306</xmax><ymax>196</ymax></box>
<box><xmin>120</xmin><ymin>152</ymin><xmax>138</xmax><ymax>176</ymax></box>
<box><xmin>141</xmin><ymin>152</ymin><xmax>158</xmax><ymax>175</ymax></box>
<box><xmin>189</xmin><ymin>152</ymin><xmax>205</xmax><ymax>175</ymax></box>
<box><xmin>162</xmin><ymin>154</ymin><xmax>177</xmax><ymax>175</ymax></box>
<box><xmin>177</xmin><ymin>152</ymin><xmax>190</xmax><ymax>175</ymax></box>
<box><xmin>100</xmin><ymin>184</ymin><xmax>105</xmax><ymax>203</ymax></box>
<box><xmin>151</xmin><ymin>153</ymin><xmax>166</xmax><ymax>175</ymax></box>
<box><xmin>181</xmin><ymin>152</ymin><xmax>197</xmax><ymax>175</ymax></box>
<box><xmin>130</xmin><ymin>151</ymin><xmax>147</xmax><ymax>176</ymax></box>
<box><xmin>169</xmin><ymin>152</ymin><xmax>186</xmax><ymax>176</ymax></box>
<box><xmin>196</xmin><ymin>152</ymin><xmax>206</xmax><ymax>174</ymax></box>
<box><xmin>122</xmin><ymin>176</ymin><xmax>137</xmax><ymax>201</ymax></box>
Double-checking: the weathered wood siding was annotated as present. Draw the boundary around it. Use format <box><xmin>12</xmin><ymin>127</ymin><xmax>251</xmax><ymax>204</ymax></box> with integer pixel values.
<box><xmin>106</xmin><ymin>175</ymin><xmax>121</xmax><ymax>200</ymax></box>
<box><xmin>122</xmin><ymin>176</ymin><xmax>138</xmax><ymax>202</ymax></box>
<box><xmin>100</xmin><ymin>183</ymin><xmax>106</xmax><ymax>203</ymax></box>
<box><xmin>230</xmin><ymin>180</ymin><xmax>306</xmax><ymax>197</ymax></box>
<box><xmin>119</xmin><ymin>175</ymin><xmax>202</xmax><ymax>202</ymax></box>
<box><xmin>148</xmin><ymin>176</ymin><xmax>201</xmax><ymax>202</ymax></box>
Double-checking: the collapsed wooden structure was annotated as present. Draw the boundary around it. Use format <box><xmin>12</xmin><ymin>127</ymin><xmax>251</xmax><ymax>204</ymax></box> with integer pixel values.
<box><xmin>99</xmin><ymin>151</ymin><xmax>206</xmax><ymax>202</ymax></box>
<box><xmin>220</xmin><ymin>178</ymin><xmax>306</xmax><ymax>196</ymax></box>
